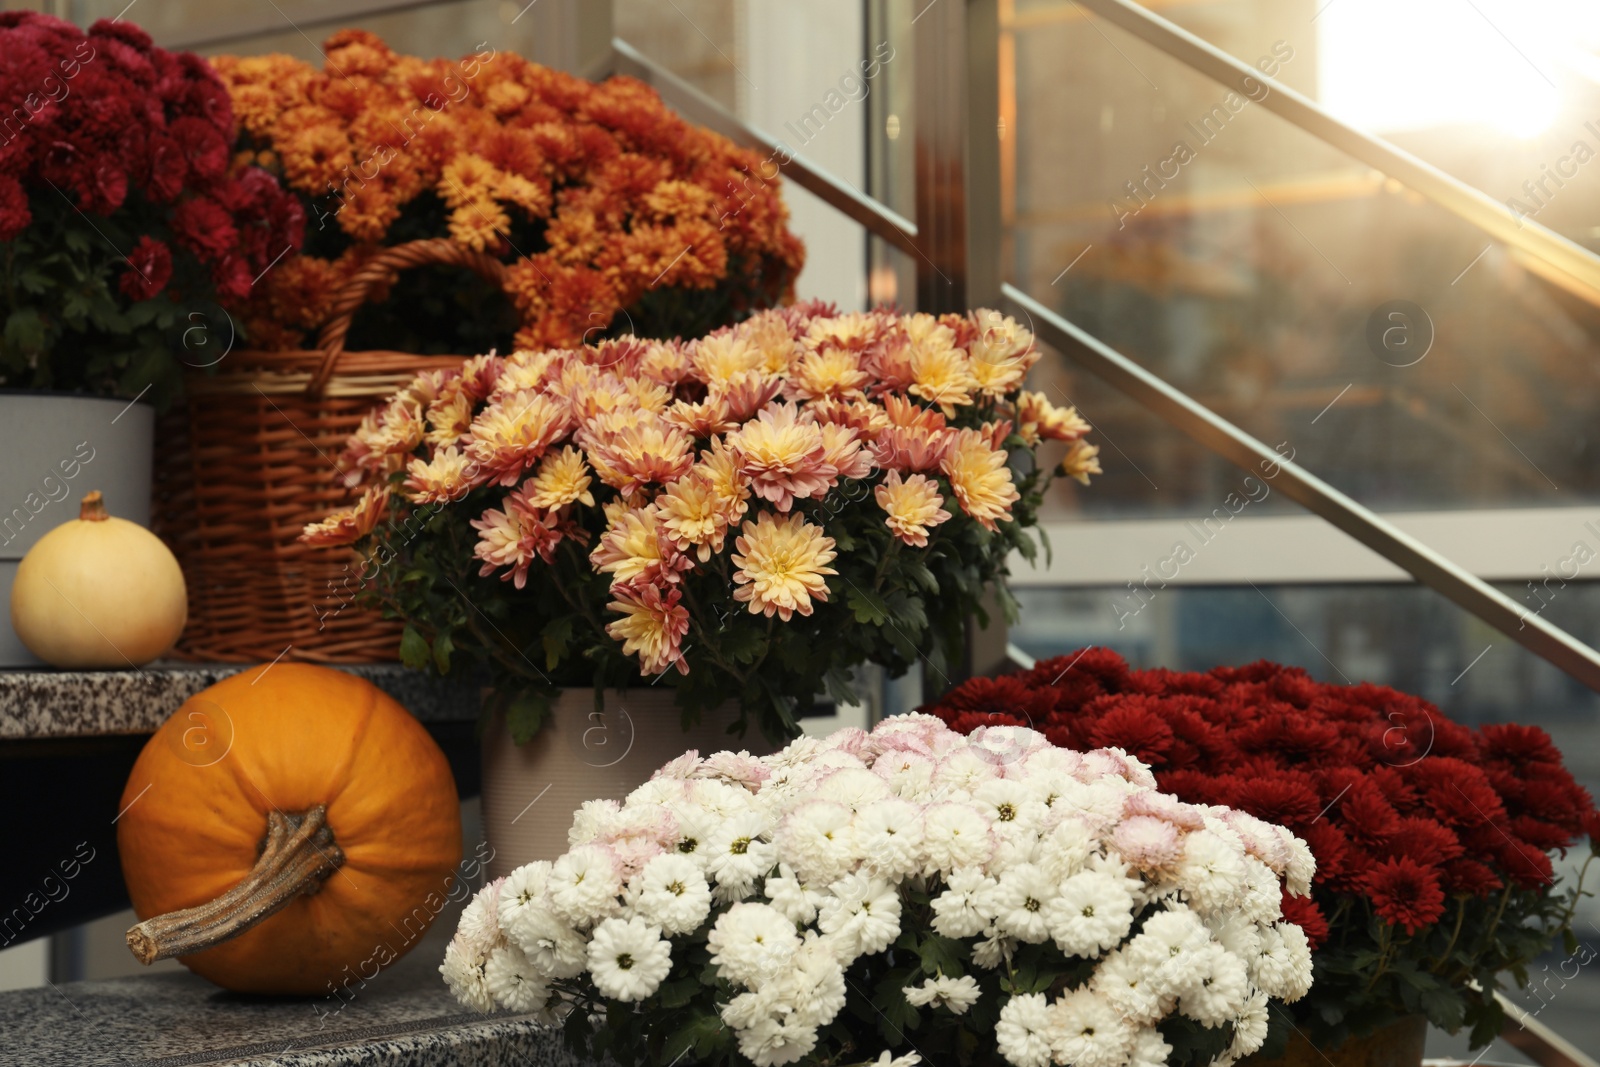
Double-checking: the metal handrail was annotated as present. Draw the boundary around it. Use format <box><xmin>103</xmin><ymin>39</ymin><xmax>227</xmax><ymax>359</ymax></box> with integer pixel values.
<box><xmin>1003</xmin><ymin>283</ymin><xmax>1600</xmax><ymax>695</ymax></box>
<box><xmin>1495</xmin><ymin>991</ymin><xmax>1600</xmax><ymax>1067</ymax></box>
<box><xmin>1071</xmin><ymin>0</ymin><xmax>1600</xmax><ymax>294</ymax></box>
<box><xmin>609</xmin><ymin>39</ymin><xmax>922</xmax><ymax>259</ymax></box>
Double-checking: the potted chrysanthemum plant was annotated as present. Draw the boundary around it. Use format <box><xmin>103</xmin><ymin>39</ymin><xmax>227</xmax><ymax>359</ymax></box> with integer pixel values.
<box><xmin>442</xmin><ymin>716</ymin><xmax>1319</xmax><ymax>1067</ymax></box>
<box><xmin>301</xmin><ymin>303</ymin><xmax>1100</xmax><ymax>869</ymax></box>
<box><xmin>924</xmin><ymin>651</ymin><xmax>1600</xmax><ymax>1065</ymax></box>
<box><xmin>0</xmin><ymin>12</ymin><xmax>303</xmax><ymax>665</ymax></box>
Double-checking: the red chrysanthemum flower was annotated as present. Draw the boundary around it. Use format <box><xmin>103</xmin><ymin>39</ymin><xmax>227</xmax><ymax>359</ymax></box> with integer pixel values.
<box><xmin>1280</xmin><ymin>891</ymin><xmax>1329</xmax><ymax>950</ymax></box>
<box><xmin>119</xmin><ymin>235</ymin><xmax>173</xmax><ymax>301</ymax></box>
<box><xmin>1366</xmin><ymin>856</ymin><xmax>1446</xmax><ymax>935</ymax></box>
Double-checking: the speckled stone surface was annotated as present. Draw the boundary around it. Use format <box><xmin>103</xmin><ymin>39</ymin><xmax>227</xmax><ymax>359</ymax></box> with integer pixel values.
<box><xmin>0</xmin><ymin>949</ymin><xmax>580</xmax><ymax>1067</ymax></box>
<box><xmin>0</xmin><ymin>663</ymin><xmax>479</xmax><ymax>740</ymax></box>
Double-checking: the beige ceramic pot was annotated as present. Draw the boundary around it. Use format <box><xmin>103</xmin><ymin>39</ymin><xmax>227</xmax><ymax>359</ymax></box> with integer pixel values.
<box><xmin>1241</xmin><ymin>1015</ymin><xmax>1426</xmax><ymax>1067</ymax></box>
<box><xmin>481</xmin><ymin>688</ymin><xmax>762</xmax><ymax>878</ymax></box>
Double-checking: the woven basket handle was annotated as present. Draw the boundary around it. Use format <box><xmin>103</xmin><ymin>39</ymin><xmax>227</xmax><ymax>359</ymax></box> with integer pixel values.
<box><xmin>307</xmin><ymin>238</ymin><xmax>513</xmax><ymax>398</ymax></box>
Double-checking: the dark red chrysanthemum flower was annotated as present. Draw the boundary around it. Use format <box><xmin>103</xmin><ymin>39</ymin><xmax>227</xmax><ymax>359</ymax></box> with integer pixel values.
<box><xmin>1378</xmin><ymin>816</ymin><xmax>1463</xmax><ymax>867</ymax></box>
<box><xmin>1086</xmin><ymin>696</ymin><xmax>1176</xmax><ymax>767</ymax></box>
<box><xmin>118</xmin><ymin>235</ymin><xmax>172</xmax><ymax>300</ymax></box>
<box><xmin>1478</xmin><ymin>722</ymin><xmax>1562</xmax><ymax>768</ymax></box>
<box><xmin>1228</xmin><ymin>771</ymin><xmax>1324</xmax><ymax>831</ymax></box>
<box><xmin>1366</xmin><ymin>856</ymin><xmax>1446</xmax><ymax>934</ymax></box>
<box><xmin>1338</xmin><ymin>780</ymin><xmax>1402</xmax><ymax>847</ymax></box>
<box><xmin>0</xmin><ymin>173</ymin><xmax>30</xmax><ymax>240</ymax></box>
<box><xmin>1441</xmin><ymin>858</ymin><xmax>1502</xmax><ymax>897</ymax></box>
<box><xmin>1280</xmin><ymin>891</ymin><xmax>1329</xmax><ymax>950</ymax></box>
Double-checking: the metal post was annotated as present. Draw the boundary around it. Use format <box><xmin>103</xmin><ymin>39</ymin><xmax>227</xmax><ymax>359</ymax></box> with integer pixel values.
<box><xmin>913</xmin><ymin>0</ymin><xmax>1010</xmax><ymax>685</ymax></box>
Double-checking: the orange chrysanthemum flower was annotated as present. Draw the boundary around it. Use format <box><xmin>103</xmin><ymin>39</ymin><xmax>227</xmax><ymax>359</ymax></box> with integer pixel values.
<box><xmin>1015</xmin><ymin>390</ymin><xmax>1092</xmax><ymax>446</ymax></box>
<box><xmin>875</xmin><ymin>471</ymin><xmax>952</xmax><ymax>548</ymax></box>
<box><xmin>468</xmin><ymin>390</ymin><xmax>571</xmax><ymax>487</ymax></box>
<box><xmin>728</xmin><ymin>401</ymin><xmax>834</xmax><ymax>512</ymax></box>
<box><xmin>590</xmin><ymin>505</ymin><xmax>691</xmax><ymax>590</ymax></box>
<box><xmin>470</xmin><ymin>491</ymin><xmax>564</xmax><ymax>589</ymax></box>
<box><xmin>1060</xmin><ymin>439</ymin><xmax>1103</xmax><ymax>486</ymax></box>
<box><xmin>657</xmin><ymin>472</ymin><xmax>729</xmax><ymax>562</ymax></box>
<box><xmin>940</xmin><ymin>428</ymin><xmax>1020</xmax><ymax>531</ymax></box>
<box><xmin>405</xmin><ymin>446</ymin><xmax>477</xmax><ymax>504</ymax></box>
<box><xmin>300</xmin><ymin>486</ymin><xmax>389</xmax><ymax>546</ymax></box>
<box><xmin>787</xmin><ymin>348</ymin><xmax>871</xmax><ymax>401</ymax></box>
<box><xmin>523</xmin><ymin>446</ymin><xmax>595</xmax><ymax>509</ymax></box>
<box><xmin>966</xmin><ymin>311</ymin><xmax>1039</xmax><ymax>397</ymax></box>
<box><xmin>606</xmin><ymin>584</ymin><xmax>691</xmax><ymax>677</ymax></box>
<box><xmin>731</xmin><ymin>511</ymin><xmax>838</xmax><ymax>622</ymax></box>
<box><xmin>585</xmin><ymin>417</ymin><xmax>693</xmax><ymax>497</ymax></box>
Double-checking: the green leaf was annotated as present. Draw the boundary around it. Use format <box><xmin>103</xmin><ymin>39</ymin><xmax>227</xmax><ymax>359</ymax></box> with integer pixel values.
<box><xmin>433</xmin><ymin>630</ymin><xmax>455</xmax><ymax>673</ymax></box>
<box><xmin>399</xmin><ymin>625</ymin><xmax>431</xmax><ymax>669</ymax></box>
<box><xmin>505</xmin><ymin>688</ymin><xmax>550</xmax><ymax>744</ymax></box>
<box><xmin>542</xmin><ymin>615</ymin><xmax>574</xmax><ymax>671</ymax></box>
<box><xmin>846</xmin><ymin>584</ymin><xmax>889</xmax><ymax>626</ymax></box>
<box><xmin>4</xmin><ymin>309</ymin><xmax>46</xmax><ymax>352</ymax></box>
<box><xmin>917</xmin><ymin>933</ymin><xmax>964</xmax><ymax>977</ymax></box>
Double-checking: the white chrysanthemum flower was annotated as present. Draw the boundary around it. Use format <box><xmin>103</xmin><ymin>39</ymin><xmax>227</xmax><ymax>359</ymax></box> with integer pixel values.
<box><xmin>735</xmin><ymin>1016</ymin><xmax>818</xmax><ymax>1067</ymax></box>
<box><xmin>501</xmin><ymin>906</ymin><xmax>587</xmax><ymax>979</ymax></box>
<box><xmin>814</xmin><ymin>766</ymin><xmax>892</xmax><ymax>810</ymax></box>
<box><xmin>1177</xmin><ymin>942</ymin><xmax>1249</xmax><ymax>1025</ymax></box>
<box><xmin>549</xmin><ymin>844</ymin><xmax>624</xmax><ymax>926</ymax></box>
<box><xmin>1175</xmin><ymin>829</ymin><xmax>1249</xmax><ymax>915</ymax></box>
<box><xmin>568</xmin><ymin>798</ymin><xmax>623</xmax><ymax>846</ymax></box>
<box><xmin>1026</xmin><ymin>768</ymin><xmax>1076</xmax><ymax>810</ymax></box>
<box><xmin>855</xmin><ymin>797</ymin><xmax>924</xmax><ymax>879</ymax></box>
<box><xmin>586</xmin><ymin>916</ymin><xmax>672</xmax><ymax>1002</ymax></box>
<box><xmin>441</xmin><ymin>937</ymin><xmax>495</xmax><ymax>1013</ymax></box>
<box><xmin>992</xmin><ymin>819</ymin><xmax>1047</xmax><ymax>874</ymax></box>
<box><xmin>1089</xmin><ymin>946</ymin><xmax>1169</xmax><ymax>1023</ymax></box>
<box><xmin>931</xmin><ymin>748</ymin><xmax>999</xmax><ymax>797</ymax></box>
<box><xmin>989</xmin><ymin>862</ymin><xmax>1059</xmax><ymax>944</ymax></box>
<box><xmin>1206</xmin><ymin>912</ymin><xmax>1262</xmax><ymax>965</ymax></box>
<box><xmin>873</xmin><ymin>749</ymin><xmax>937</xmax><ymax>800</ymax></box>
<box><xmin>456</xmin><ymin>884</ymin><xmax>501</xmax><ymax>946</ymax></box>
<box><xmin>1048</xmin><ymin>985</ymin><xmax>1137</xmax><ymax>1067</ymax></box>
<box><xmin>785</xmin><ymin>935</ymin><xmax>848</xmax><ymax>1027</ymax></box>
<box><xmin>1283</xmin><ymin>830</ymin><xmax>1316</xmax><ymax>897</ymax></box>
<box><xmin>1254</xmin><ymin>922</ymin><xmax>1313</xmax><ymax>1001</ymax></box>
<box><xmin>776</xmin><ymin>800</ymin><xmax>858</xmax><ymax>884</ymax></box>
<box><xmin>765</xmin><ymin>862</ymin><xmax>829</xmax><ymax>925</ymax></box>
<box><xmin>921</xmin><ymin>802</ymin><xmax>994</xmax><ymax>872</ymax></box>
<box><xmin>995</xmin><ymin>991</ymin><xmax>1053</xmax><ymax>1067</ymax></box>
<box><xmin>628</xmin><ymin>776</ymin><xmax>689</xmax><ymax>808</ymax></box>
<box><xmin>902</xmin><ymin>974</ymin><xmax>981</xmax><ymax>1014</ymax></box>
<box><xmin>818</xmin><ymin>872</ymin><xmax>901</xmax><ymax>961</ymax></box>
<box><xmin>1073</xmin><ymin>779</ymin><xmax>1133</xmax><ymax>835</ymax></box>
<box><xmin>870</xmin><ymin>1052</ymin><xmax>922</xmax><ymax>1067</ymax></box>
<box><xmin>971</xmin><ymin>926</ymin><xmax>1015</xmax><ymax>970</ymax></box>
<box><xmin>974</xmin><ymin>777</ymin><xmax>1046</xmax><ymax>830</ymax></box>
<box><xmin>1023</xmin><ymin>745</ymin><xmax>1081</xmax><ymax>776</ymax></box>
<box><xmin>1235</xmin><ymin>858</ymin><xmax>1282</xmax><ymax>926</ymax></box>
<box><xmin>1125</xmin><ymin>905</ymin><xmax>1209</xmax><ymax>993</ymax></box>
<box><xmin>931</xmin><ymin>867</ymin><xmax>998</xmax><ymax>938</ymax></box>
<box><xmin>629</xmin><ymin>853</ymin><xmax>712</xmax><ymax>935</ymax></box>
<box><xmin>1044</xmin><ymin>869</ymin><xmax>1135</xmax><ymax>957</ymax></box>
<box><xmin>707</xmin><ymin>811</ymin><xmax>777</xmax><ymax>900</ymax></box>
<box><xmin>709</xmin><ymin>902</ymin><xmax>802</xmax><ymax>988</ymax></box>
<box><xmin>1230</xmin><ymin>989</ymin><xmax>1271</xmax><ymax>1059</ymax></box>
<box><xmin>764</xmin><ymin>734</ymin><xmax>826</xmax><ymax>769</ymax></box>
<box><xmin>1038</xmin><ymin>816</ymin><xmax>1095</xmax><ymax>882</ymax></box>
<box><xmin>690</xmin><ymin>778</ymin><xmax>759</xmax><ymax>819</ymax></box>
<box><xmin>1129</xmin><ymin>1026</ymin><xmax>1173</xmax><ymax>1067</ymax></box>
<box><xmin>485</xmin><ymin>943</ymin><xmax>553</xmax><ymax>1015</ymax></box>
<box><xmin>496</xmin><ymin>862</ymin><xmax>552</xmax><ymax>932</ymax></box>
<box><xmin>663</xmin><ymin>803</ymin><xmax>720</xmax><ymax>868</ymax></box>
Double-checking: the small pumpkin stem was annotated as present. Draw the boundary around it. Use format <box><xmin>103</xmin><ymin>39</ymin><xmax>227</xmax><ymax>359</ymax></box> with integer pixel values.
<box><xmin>79</xmin><ymin>491</ymin><xmax>108</xmax><ymax>522</ymax></box>
<box><xmin>126</xmin><ymin>805</ymin><xmax>344</xmax><ymax>965</ymax></box>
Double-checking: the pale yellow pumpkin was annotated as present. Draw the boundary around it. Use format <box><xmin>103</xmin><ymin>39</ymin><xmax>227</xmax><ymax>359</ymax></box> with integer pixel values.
<box><xmin>10</xmin><ymin>491</ymin><xmax>187</xmax><ymax>668</ymax></box>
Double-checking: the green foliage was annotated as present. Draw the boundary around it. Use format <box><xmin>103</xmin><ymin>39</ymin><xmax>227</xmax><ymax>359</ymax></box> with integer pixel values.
<box><xmin>0</xmin><ymin>193</ymin><xmax>225</xmax><ymax>409</ymax></box>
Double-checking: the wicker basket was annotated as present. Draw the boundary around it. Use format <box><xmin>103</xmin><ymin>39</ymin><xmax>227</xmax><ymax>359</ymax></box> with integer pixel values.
<box><xmin>155</xmin><ymin>239</ymin><xmax>512</xmax><ymax>663</ymax></box>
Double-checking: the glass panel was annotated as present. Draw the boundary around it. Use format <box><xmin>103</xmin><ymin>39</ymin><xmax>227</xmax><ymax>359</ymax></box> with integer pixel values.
<box><xmin>1011</xmin><ymin>579</ymin><xmax>1600</xmax><ymax>1058</ymax></box>
<box><xmin>1005</xmin><ymin>2</ymin><xmax>1600</xmax><ymax>520</ymax></box>
<box><xmin>614</xmin><ymin>0</ymin><xmax>740</xmax><ymax>111</ymax></box>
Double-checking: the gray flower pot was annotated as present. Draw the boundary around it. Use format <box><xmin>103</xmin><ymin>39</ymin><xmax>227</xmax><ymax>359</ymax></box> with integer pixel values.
<box><xmin>0</xmin><ymin>394</ymin><xmax>154</xmax><ymax>667</ymax></box>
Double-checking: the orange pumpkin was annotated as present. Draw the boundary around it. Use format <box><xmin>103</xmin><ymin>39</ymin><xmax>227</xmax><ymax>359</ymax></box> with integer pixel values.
<box><xmin>117</xmin><ymin>663</ymin><xmax>462</xmax><ymax>994</ymax></box>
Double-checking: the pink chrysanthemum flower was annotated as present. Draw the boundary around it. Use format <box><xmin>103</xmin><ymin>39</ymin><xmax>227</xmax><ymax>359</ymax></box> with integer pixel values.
<box><xmin>874</xmin><ymin>471</ymin><xmax>952</xmax><ymax>548</ymax></box>
<box><xmin>940</xmin><ymin>428</ymin><xmax>1019</xmax><ymax>531</ymax></box>
<box><xmin>731</xmin><ymin>511</ymin><xmax>838</xmax><ymax>621</ymax></box>
<box><xmin>300</xmin><ymin>486</ymin><xmax>389</xmax><ymax>546</ymax></box>
<box><xmin>728</xmin><ymin>401</ymin><xmax>835</xmax><ymax>512</ymax></box>
<box><xmin>470</xmin><ymin>492</ymin><xmax>565</xmax><ymax>589</ymax></box>
<box><xmin>606</xmin><ymin>583</ymin><xmax>691</xmax><ymax>677</ymax></box>
<box><xmin>468</xmin><ymin>390</ymin><xmax>571</xmax><ymax>487</ymax></box>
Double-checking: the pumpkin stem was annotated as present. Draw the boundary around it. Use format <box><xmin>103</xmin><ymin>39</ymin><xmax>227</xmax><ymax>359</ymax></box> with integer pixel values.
<box><xmin>125</xmin><ymin>805</ymin><xmax>344</xmax><ymax>965</ymax></box>
<box><xmin>79</xmin><ymin>491</ymin><xmax>108</xmax><ymax>522</ymax></box>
